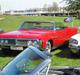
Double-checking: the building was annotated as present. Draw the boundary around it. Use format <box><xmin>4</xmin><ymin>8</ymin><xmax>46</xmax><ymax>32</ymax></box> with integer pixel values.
<box><xmin>2</xmin><ymin>8</ymin><xmax>75</xmax><ymax>16</ymax></box>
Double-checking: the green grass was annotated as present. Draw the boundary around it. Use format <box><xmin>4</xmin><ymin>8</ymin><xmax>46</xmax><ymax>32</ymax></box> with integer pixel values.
<box><xmin>51</xmin><ymin>49</ymin><xmax>80</xmax><ymax>66</ymax></box>
<box><xmin>0</xmin><ymin>15</ymin><xmax>80</xmax><ymax>69</ymax></box>
<box><xmin>0</xmin><ymin>15</ymin><xmax>79</xmax><ymax>31</ymax></box>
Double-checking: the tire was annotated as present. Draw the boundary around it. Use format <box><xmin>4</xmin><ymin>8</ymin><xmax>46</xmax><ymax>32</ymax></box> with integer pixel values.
<box><xmin>2</xmin><ymin>47</ymin><xmax>11</xmax><ymax>55</ymax></box>
<box><xmin>45</xmin><ymin>41</ymin><xmax>52</xmax><ymax>53</ymax></box>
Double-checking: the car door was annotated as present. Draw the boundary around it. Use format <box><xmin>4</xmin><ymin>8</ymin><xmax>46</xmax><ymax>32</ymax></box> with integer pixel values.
<box><xmin>52</xmin><ymin>28</ymin><xmax>67</xmax><ymax>47</ymax></box>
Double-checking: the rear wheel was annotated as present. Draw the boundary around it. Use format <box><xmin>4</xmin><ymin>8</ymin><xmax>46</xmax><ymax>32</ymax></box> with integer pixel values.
<box><xmin>45</xmin><ymin>41</ymin><xmax>52</xmax><ymax>53</ymax></box>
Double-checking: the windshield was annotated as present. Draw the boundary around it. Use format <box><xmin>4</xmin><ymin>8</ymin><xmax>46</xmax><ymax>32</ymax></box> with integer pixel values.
<box><xmin>19</xmin><ymin>22</ymin><xmax>54</xmax><ymax>30</ymax></box>
<box><xmin>19</xmin><ymin>21</ymin><xmax>66</xmax><ymax>30</ymax></box>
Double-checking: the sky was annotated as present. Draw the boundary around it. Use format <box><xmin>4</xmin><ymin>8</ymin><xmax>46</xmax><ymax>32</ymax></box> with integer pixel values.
<box><xmin>0</xmin><ymin>0</ymin><xmax>65</xmax><ymax>11</ymax></box>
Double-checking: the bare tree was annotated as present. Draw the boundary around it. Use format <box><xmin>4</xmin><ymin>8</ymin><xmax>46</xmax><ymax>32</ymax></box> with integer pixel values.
<box><xmin>47</xmin><ymin>4</ymin><xmax>53</xmax><ymax>12</ymax></box>
<box><xmin>43</xmin><ymin>4</ymin><xmax>48</xmax><ymax>11</ymax></box>
<box><xmin>43</xmin><ymin>2</ymin><xmax>59</xmax><ymax>12</ymax></box>
<box><xmin>52</xmin><ymin>2</ymin><xmax>59</xmax><ymax>12</ymax></box>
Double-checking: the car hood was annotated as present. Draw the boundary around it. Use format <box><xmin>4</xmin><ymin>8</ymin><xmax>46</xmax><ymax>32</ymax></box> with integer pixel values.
<box><xmin>0</xmin><ymin>30</ymin><xmax>50</xmax><ymax>39</ymax></box>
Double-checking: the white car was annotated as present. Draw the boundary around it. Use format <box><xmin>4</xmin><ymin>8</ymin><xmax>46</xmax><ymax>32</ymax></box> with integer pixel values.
<box><xmin>69</xmin><ymin>34</ymin><xmax>80</xmax><ymax>54</ymax></box>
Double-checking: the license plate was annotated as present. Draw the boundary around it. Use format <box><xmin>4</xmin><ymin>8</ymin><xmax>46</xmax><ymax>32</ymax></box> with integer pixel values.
<box><xmin>10</xmin><ymin>46</ymin><xmax>23</xmax><ymax>50</ymax></box>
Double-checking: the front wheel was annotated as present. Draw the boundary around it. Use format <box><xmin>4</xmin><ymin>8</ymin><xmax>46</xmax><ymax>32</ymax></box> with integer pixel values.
<box><xmin>45</xmin><ymin>41</ymin><xmax>52</xmax><ymax>53</ymax></box>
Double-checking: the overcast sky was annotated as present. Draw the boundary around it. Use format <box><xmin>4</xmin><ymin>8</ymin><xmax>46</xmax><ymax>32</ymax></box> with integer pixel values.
<box><xmin>0</xmin><ymin>0</ymin><xmax>65</xmax><ymax>11</ymax></box>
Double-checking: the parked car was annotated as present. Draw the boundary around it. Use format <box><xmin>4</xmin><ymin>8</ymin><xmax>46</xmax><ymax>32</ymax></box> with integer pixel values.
<box><xmin>0</xmin><ymin>21</ymin><xmax>78</xmax><ymax>53</ymax></box>
<box><xmin>69</xmin><ymin>34</ymin><xmax>80</xmax><ymax>54</ymax></box>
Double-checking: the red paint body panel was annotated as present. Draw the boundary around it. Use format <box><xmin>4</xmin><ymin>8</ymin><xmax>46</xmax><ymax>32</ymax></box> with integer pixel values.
<box><xmin>0</xmin><ymin>27</ymin><xmax>78</xmax><ymax>49</ymax></box>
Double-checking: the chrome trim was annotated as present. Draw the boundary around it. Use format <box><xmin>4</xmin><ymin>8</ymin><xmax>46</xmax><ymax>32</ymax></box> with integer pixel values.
<box><xmin>0</xmin><ymin>38</ymin><xmax>43</xmax><ymax>48</ymax></box>
<box><xmin>69</xmin><ymin>38</ymin><xmax>78</xmax><ymax>44</ymax></box>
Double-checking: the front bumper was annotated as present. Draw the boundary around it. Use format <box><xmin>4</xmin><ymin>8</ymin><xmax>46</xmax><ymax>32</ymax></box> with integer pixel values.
<box><xmin>0</xmin><ymin>38</ymin><xmax>42</xmax><ymax>49</ymax></box>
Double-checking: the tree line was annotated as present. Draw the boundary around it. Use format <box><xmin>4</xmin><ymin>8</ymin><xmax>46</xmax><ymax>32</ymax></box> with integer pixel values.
<box><xmin>43</xmin><ymin>2</ymin><xmax>59</xmax><ymax>12</ymax></box>
<box><xmin>43</xmin><ymin>0</ymin><xmax>80</xmax><ymax>18</ymax></box>
<box><xmin>64</xmin><ymin>0</ymin><xmax>80</xmax><ymax>18</ymax></box>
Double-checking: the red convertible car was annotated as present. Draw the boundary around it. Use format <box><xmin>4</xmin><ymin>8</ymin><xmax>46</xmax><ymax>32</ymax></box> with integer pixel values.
<box><xmin>0</xmin><ymin>21</ymin><xmax>78</xmax><ymax>53</ymax></box>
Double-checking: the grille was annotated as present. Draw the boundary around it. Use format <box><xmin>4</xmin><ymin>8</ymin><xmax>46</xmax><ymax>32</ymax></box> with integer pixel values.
<box><xmin>16</xmin><ymin>40</ymin><xmax>27</xmax><ymax>46</ymax></box>
<box><xmin>0</xmin><ymin>39</ymin><xmax>15</xmax><ymax>44</ymax></box>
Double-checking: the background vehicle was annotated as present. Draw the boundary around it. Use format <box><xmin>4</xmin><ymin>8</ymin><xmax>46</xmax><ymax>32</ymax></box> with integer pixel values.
<box><xmin>69</xmin><ymin>34</ymin><xmax>80</xmax><ymax>55</ymax></box>
<box><xmin>0</xmin><ymin>21</ymin><xmax>78</xmax><ymax>53</ymax></box>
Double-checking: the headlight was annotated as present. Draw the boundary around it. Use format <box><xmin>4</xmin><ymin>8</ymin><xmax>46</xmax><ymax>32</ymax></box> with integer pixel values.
<box><xmin>5</xmin><ymin>40</ymin><xmax>8</xmax><ymax>44</ymax></box>
<box><xmin>69</xmin><ymin>38</ymin><xmax>78</xmax><ymax>44</ymax></box>
<box><xmin>0</xmin><ymin>40</ymin><xmax>8</xmax><ymax>44</ymax></box>
<box><xmin>0</xmin><ymin>40</ymin><xmax>4</xmax><ymax>43</ymax></box>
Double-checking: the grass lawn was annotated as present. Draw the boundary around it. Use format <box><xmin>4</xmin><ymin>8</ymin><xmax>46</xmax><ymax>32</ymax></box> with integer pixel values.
<box><xmin>0</xmin><ymin>15</ymin><xmax>80</xmax><ymax>69</ymax></box>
